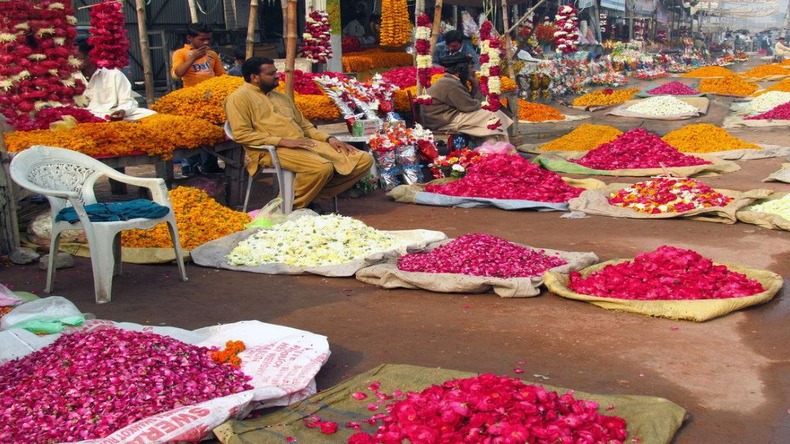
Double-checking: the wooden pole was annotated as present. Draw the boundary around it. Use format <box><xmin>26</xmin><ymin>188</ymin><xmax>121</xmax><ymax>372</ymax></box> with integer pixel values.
<box><xmin>187</xmin><ymin>0</ymin><xmax>199</xmax><ymax>24</ymax></box>
<box><xmin>415</xmin><ymin>0</ymin><xmax>426</xmax><ymax>95</ymax></box>
<box><xmin>429</xmin><ymin>0</ymin><xmax>444</xmax><ymax>67</ymax></box>
<box><xmin>281</xmin><ymin>0</ymin><xmax>289</xmax><ymax>58</ymax></box>
<box><xmin>284</xmin><ymin>0</ymin><xmax>297</xmax><ymax>99</ymax></box>
<box><xmin>0</xmin><ymin>142</ymin><xmax>21</xmax><ymax>256</ymax></box>
<box><xmin>501</xmin><ymin>0</ymin><xmax>515</xmax><ymax>79</ymax></box>
<box><xmin>135</xmin><ymin>0</ymin><xmax>154</xmax><ymax>106</ymax></box>
<box><xmin>505</xmin><ymin>0</ymin><xmax>545</xmax><ymax>35</ymax></box>
<box><xmin>246</xmin><ymin>0</ymin><xmax>259</xmax><ymax>59</ymax></box>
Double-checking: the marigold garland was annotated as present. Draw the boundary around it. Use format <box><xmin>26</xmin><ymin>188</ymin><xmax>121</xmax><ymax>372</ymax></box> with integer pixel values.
<box><xmin>538</xmin><ymin>124</ymin><xmax>623</xmax><ymax>151</ymax></box>
<box><xmin>121</xmin><ymin>186</ymin><xmax>251</xmax><ymax>250</ymax></box>
<box><xmin>680</xmin><ymin>66</ymin><xmax>736</xmax><ymax>78</ymax></box>
<box><xmin>379</xmin><ymin>0</ymin><xmax>412</xmax><ymax>47</ymax></box>
<box><xmin>661</xmin><ymin>123</ymin><xmax>760</xmax><ymax>152</ymax></box>
<box><xmin>518</xmin><ymin>99</ymin><xmax>564</xmax><ymax>122</ymax></box>
<box><xmin>88</xmin><ymin>0</ymin><xmax>129</xmax><ymax>70</ymax></box>
<box><xmin>739</xmin><ymin>64</ymin><xmax>789</xmax><ymax>79</ymax></box>
<box><xmin>341</xmin><ymin>49</ymin><xmax>413</xmax><ymax>73</ymax></box>
<box><xmin>698</xmin><ymin>76</ymin><xmax>759</xmax><ymax>97</ymax></box>
<box><xmin>571</xmin><ymin>88</ymin><xmax>638</xmax><ymax>107</ymax></box>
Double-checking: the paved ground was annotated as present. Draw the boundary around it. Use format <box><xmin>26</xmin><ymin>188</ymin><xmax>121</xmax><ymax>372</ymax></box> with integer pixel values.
<box><xmin>2</xmin><ymin>62</ymin><xmax>789</xmax><ymax>443</ymax></box>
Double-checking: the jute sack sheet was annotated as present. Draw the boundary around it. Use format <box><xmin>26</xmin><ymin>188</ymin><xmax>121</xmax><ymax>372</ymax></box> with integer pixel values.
<box><xmin>723</xmin><ymin>115</ymin><xmax>790</xmax><ymax>129</ymax></box>
<box><xmin>387</xmin><ymin>177</ymin><xmax>606</xmax><ymax>211</ymax></box>
<box><xmin>607</xmin><ymin>97</ymin><xmax>709</xmax><ymax>120</ymax></box>
<box><xmin>568</xmin><ymin>184</ymin><xmax>773</xmax><ymax>224</ymax></box>
<box><xmin>544</xmin><ymin>260</ymin><xmax>783</xmax><ymax>322</ymax></box>
<box><xmin>355</xmin><ymin>240</ymin><xmax>599</xmax><ymax>297</ymax></box>
<box><xmin>764</xmin><ymin>163</ymin><xmax>790</xmax><ymax>183</ymax></box>
<box><xmin>736</xmin><ymin>192</ymin><xmax>790</xmax><ymax>231</ymax></box>
<box><xmin>190</xmin><ymin>218</ymin><xmax>447</xmax><ymax>277</ymax></box>
<box><xmin>213</xmin><ymin>364</ymin><xmax>688</xmax><ymax>444</ymax></box>
<box><xmin>535</xmin><ymin>153</ymin><xmax>740</xmax><ymax>177</ymax></box>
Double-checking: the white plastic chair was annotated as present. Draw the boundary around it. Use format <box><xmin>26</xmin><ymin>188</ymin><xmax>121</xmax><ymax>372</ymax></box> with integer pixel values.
<box><xmin>10</xmin><ymin>145</ymin><xmax>188</xmax><ymax>304</ymax></box>
<box><xmin>223</xmin><ymin>121</ymin><xmax>295</xmax><ymax>214</ymax></box>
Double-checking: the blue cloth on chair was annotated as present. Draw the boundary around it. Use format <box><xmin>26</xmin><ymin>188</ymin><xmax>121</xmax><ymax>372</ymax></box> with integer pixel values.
<box><xmin>55</xmin><ymin>199</ymin><xmax>170</xmax><ymax>223</ymax></box>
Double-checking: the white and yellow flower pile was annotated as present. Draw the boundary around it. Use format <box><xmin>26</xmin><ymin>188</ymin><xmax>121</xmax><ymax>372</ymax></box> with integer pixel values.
<box><xmin>227</xmin><ymin>215</ymin><xmax>402</xmax><ymax>267</ymax></box>
<box><xmin>746</xmin><ymin>194</ymin><xmax>790</xmax><ymax>220</ymax></box>
<box><xmin>626</xmin><ymin>95</ymin><xmax>698</xmax><ymax>116</ymax></box>
<box><xmin>742</xmin><ymin>91</ymin><xmax>790</xmax><ymax>115</ymax></box>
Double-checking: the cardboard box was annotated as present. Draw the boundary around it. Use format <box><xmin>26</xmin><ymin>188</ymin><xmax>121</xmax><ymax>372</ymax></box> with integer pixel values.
<box><xmin>352</xmin><ymin>119</ymin><xmax>382</xmax><ymax>137</ymax></box>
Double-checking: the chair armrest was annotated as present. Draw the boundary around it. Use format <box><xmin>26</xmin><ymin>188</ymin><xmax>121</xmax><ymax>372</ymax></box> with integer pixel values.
<box><xmin>246</xmin><ymin>145</ymin><xmax>284</xmax><ymax>172</ymax></box>
<box><xmin>102</xmin><ymin>169</ymin><xmax>171</xmax><ymax>206</ymax></box>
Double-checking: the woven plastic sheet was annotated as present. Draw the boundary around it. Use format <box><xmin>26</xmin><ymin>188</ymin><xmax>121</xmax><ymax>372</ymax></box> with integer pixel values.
<box><xmin>535</xmin><ymin>154</ymin><xmax>740</xmax><ymax>177</ymax></box>
<box><xmin>214</xmin><ymin>364</ymin><xmax>688</xmax><ymax>444</ymax></box>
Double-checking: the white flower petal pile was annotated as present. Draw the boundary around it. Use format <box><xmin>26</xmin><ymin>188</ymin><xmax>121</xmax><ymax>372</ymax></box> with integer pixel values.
<box><xmin>743</xmin><ymin>91</ymin><xmax>790</xmax><ymax>115</ymax></box>
<box><xmin>227</xmin><ymin>215</ymin><xmax>401</xmax><ymax>267</ymax></box>
<box><xmin>746</xmin><ymin>194</ymin><xmax>790</xmax><ymax>220</ymax></box>
<box><xmin>626</xmin><ymin>95</ymin><xmax>698</xmax><ymax>116</ymax></box>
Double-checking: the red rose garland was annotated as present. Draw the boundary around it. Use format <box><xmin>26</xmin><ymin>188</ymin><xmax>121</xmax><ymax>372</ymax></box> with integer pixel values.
<box><xmin>88</xmin><ymin>0</ymin><xmax>129</xmax><ymax>69</ymax></box>
<box><xmin>554</xmin><ymin>5</ymin><xmax>580</xmax><ymax>54</ymax></box>
<box><xmin>0</xmin><ymin>0</ymin><xmax>87</xmax><ymax>130</ymax></box>
<box><xmin>477</xmin><ymin>21</ymin><xmax>502</xmax><ymax>129</ymax></box>
<box><xmin>414</xmin><ymin>13</ymin><xmax>433</xmax><ymax>104</ymax></box>
<box><xmin>302</xmin><ymin>10</ymin><xmax>332</xmax><ymax>64</ymax></box>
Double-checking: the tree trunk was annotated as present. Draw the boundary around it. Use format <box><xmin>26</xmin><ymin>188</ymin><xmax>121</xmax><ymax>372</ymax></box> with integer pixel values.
<box><xmin>284</xmin><ymin>0</ymin><xmax>298</xmax><ymax>99</ymax></box>
<box><xmin>246</xmin><ymin>0</ymin><xmax>259</xmax><ymax>59</ymax></box>
<box><xmin>135</xmin><ymin>0</ymin><xmax>155</xmax><ymax>106</ymax></box>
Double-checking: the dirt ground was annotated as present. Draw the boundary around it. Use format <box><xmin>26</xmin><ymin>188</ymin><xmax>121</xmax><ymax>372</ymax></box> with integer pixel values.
<box><xmin>2</xmin><ymin>65</ymin><xmax>789</xmax><ymax>443</ymax></box>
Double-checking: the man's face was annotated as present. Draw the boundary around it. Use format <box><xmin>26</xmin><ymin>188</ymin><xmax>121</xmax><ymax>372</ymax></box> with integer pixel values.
<box><xmin>188</xmin><ymin>32</ymin><xmax>213</xmax><ymax>49</ymax></box>
<box><xmin>447</xmin><ymin>41</ymin><xmax>462</xmax><ymax>53</ymax></box>
<box><xmin>253</xmin><ymin>64</ymin><xmax>279</xmax><ymax>93</ymax></box>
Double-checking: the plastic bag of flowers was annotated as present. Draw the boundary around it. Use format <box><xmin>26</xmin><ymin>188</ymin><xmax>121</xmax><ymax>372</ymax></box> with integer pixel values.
<box><xmin>736</xmin><ymin>192</ymin><xmax>790</xmax><ymax>231</ymax></box>
<box><xmin>0</xmin><ymin>319</ymin><xmax>330</xmax><ymax>443</ymax></box>
<box><xmin>356</xmin><ymin>233</ymin><xmax>598</xmax><ymax>297</ymax></box>
<box><xmin>190</xmin><ymin>213</ymin><xmax>446</xmax><ymax>276</ymax></box>
<box><xmin>567</xmin><ymin>178</ymin><xmax>772</xmax><ymax>224</ymax></box>
<box><xmin>544</xmin><ymin>245</ymin><xmax>783</xmax><ymax>321</ymax></box>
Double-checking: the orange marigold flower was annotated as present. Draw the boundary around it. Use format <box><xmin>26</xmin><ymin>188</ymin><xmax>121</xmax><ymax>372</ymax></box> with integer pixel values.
<box><xmin>518</xmin><ymin>100</ymin><xmax>564</xmax><ymax>122</ymax></box>
<box><xmin>539</xmin><ymin>124</ymin><xmax>623</xmax><ymax>151</ymax></box>
<box><xmin>661</xmin><ymin>123</ymin><xmax>760</xmax><ymax>152</ymax></box>
<box><xmin>739</xmin><ymin>64</ymin><xmax>790</xmax><ymax>79</ymax></box>
<box><xmin>681</xmin><ymin>66</ymin><xmax>737</xmax><ymax>78</ymax></box>
<box><xmin>698</xmin><ymin>76</ymin><xmax>759</xmax><ymax>97</ymax></box>
<box><xmin>572</xmin><ymin>88</ymin><xmax>638</xmax><ymax>107</ymax></box>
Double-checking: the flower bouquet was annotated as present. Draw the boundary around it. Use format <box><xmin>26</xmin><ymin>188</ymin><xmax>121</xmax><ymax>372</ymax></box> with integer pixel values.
<box><xmin>428</xmin><ymin>148</ymin><xmax>482</xmax><ymax>179</ymax></box>
<box><xmin>534</xmin><ymin>22</ymin><xmax>557</xmax><ymax>52</ymax></box>
<box><xmin>368</xmin><ymin>121</ymin><xmax>427</xmax><ymax>188</ymax></box>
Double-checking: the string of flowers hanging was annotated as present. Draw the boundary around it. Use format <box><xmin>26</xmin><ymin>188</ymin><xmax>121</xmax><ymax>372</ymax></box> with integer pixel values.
<box><xmin>554</xmin><ymin>5</ymin><xmax>580</xmax><ymax>54</ymax></box>
<box><xmin>88</xmin><ymin>0</ymin><xmax>129</xmax><ymax>69</ymax></box>
<box><xmin>414</xmin><ymin>13</ymin><xmax>433</xmax><ymax>104</ymax></box>
<box><xmin>0</xmin><ymin>0</ymin><xmax>87</xmax><ymax>130</ymax></box>
<box><xmin>477</xmin><ymin>20</ymin><xmax>502</xmax><ymax>129</ymax></box>
<box><xmin>302</xmin><ymin>9</ymin><xmax>332</xmax><ymax>64</ymax></box>
<box><xmin>380</xmin><ymin>0</ymin><xmax>412</xmax><ymax>47</ymax></box>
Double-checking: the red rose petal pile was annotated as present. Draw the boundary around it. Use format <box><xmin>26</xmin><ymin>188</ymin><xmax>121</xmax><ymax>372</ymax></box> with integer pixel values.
<box><xmin>572</xmin><ymin>128</ymin><xmax>710</xmax><ymax>170</ymax></box>
<box><xmin>569</xmin><ymin>245</ymin><xmax>765</xmax><ymax>300</ymax></box>
<box><xmin>646</xmin><ymin>81</ymin><xmax>701</xmax><ymax>95</ymax></box>
<box><xmin>745</xmin><ymin>102</ymin><xmax>790</xmax><ymax>120</ymax></box>
<box><xmin>397</xmin><ymin>233</ymin><xmax>568</xmax><ymax>278</ymax></box>
<box><xmin>425</xmin><ymin>153</ymin><xmax>585</xmax><ymax>202</ymax></box>
<box><xmin>347</xmin><ymin>373</ymin><xmax>628</xmax><ymax>444</ymax></box>
<box><xmin>0</xmin><ymin>328</ymin><xmax>252</xmax><ymax>442</ymax></box>
<box><xmin>380</xmin><ymin>66</ymin><xmax>444</xmax><ymax>89</ymax></box>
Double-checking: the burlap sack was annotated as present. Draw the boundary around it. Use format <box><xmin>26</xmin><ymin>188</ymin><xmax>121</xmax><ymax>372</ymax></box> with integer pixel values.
<box><xmin>607</xmin><ymin>97</ymin><xmax>709</xmax><ymax>120</ymax></box>
<box><xmin>355</xmin><ymin>240</ymin><xmax>599</xmax><ymax>297</ymax></box>
<box><xmin>544</xmin><ymin>260</ymin><xmax>783</xmax><ymax>322</ymax></box>
<box><xmin>518</xmin><ymin>114</ymin><xmax>590</xmax><ymax>124</ymax></box>
<box><xmin>535</xmin><ymin>153</ymin><xmax>741</xmax><ymax>177</ymax></box>
<box><xmin>763</xmin><ymin>163</ymin><xmax>790</xmax><ymax>183</ymax></box>
<box><xmin>736</xmin><ymin>192</ymin><xmax>790</xmax><ymax>231</ymax></box>
<box><xmin>722</xmin><ymin>115</ymin><xmax>790</xmax><ymax>129</ymax></box>
<box><xmin>214</xmin><ymin>364</ymin><xmax>688</xmax><ymax>444</ymax></box>
<box><xmin>568</xmin><ymin>184</ymin><xmax>773</xmax><ymax>224</ymax></box>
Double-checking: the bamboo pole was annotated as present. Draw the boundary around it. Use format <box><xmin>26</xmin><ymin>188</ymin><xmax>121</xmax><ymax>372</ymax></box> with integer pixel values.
<box><xmin>246</xmin><ymin>0</ymin><xmax>259</xmax><ymax>59</ymax></box>
<box><xmin>415</xmin><ymin>0</ymin><xmax>426</xmax><ymax>95</ymax></box>
<box><xmin>135</xmin><ymin>0</ymin><xmax>154</xmax><ymax>106</ymax></box>
<box><xmin>187</xmin><ymin>0</ymin><xmax>199</xmax><ymax>24</ymax></box>
<box><xmin>281</xmin><ymin>0</ymin><xmax>288</xmax><ymax>58</ymax></box>
<box><xmin>284</xmin><ymin>0</ymin><xmax>297</xmax><ymax>99</ymax></box>
<box><xmin>429</xmin><ymin>0</ymin><xmax>444</xmax><ymax>67</ymax></box>
<box><xmin>505</xmin><ymin>0</ymin><xmax>545</xmax><ymax>35</ymax></box>
<box><xmin>500</xmin><ymin>0</ymin><xmax>515</xmax><ymax>79</ymax></box>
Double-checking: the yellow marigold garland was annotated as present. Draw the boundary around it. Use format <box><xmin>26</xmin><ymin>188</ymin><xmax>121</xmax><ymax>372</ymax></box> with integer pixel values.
<box><xmin>518</xmin><ymin>100</ymin><xmax>565</xmax><ymax>122</ymax></box>
<box><xmin>752</xmin><ymin>78</ymin><xmax>790</xmax><ymax>96</ymax></box>
<box><xmin>121</xmin><ymin>186</ymin><xmax>250</xmax><ymax>250</ymax></box>
<box><xmin>680</xmin><ymin>66</ymin><xmax>736</xmax><ymax>78</ymax></box>
<box><xmin>739</xmin><ymin>64</ymin><xmax>790</xmax><ymax>79</ymax></box>
<box><xmin>539</xmin><ymin>124</ymin><xmax>623</xmax><ymax>151</ymax></box>
<box><xmin>571</xmin><ymin>88</ymin><xmax>639</xmax><ymax>107</ymax></box>
<box><xmin>380</xmin><ymin>0</ymin><xmax>412</xmax><ymax>47</ymax></box>
<box><xmin>698</xmin><ymin>76</ymin><xmax>759</xmax><ymax>97</ymax></box>
<box><xmin>151</xmin><ymin>75</ymin><xmax>244</xmax><ymax>125</ymax></box>
<box><xmin>661</xmin><ymin>123</ymin><xmax>760</xmax><ymax>152</ymax></box>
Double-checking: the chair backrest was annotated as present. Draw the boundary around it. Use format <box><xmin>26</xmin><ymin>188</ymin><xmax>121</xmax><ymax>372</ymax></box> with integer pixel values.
<box><xmin>9</xmin><ymin>146</ymin><xmax>118</xmax><ymax>212</ymax></box>
<box><xmin>223</xmin><ymin>121</ymin><xmax>234</xmax><ymax>141</ymax></box>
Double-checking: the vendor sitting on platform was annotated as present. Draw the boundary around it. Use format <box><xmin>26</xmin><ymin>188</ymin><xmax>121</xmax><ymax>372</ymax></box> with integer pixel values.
<box><xmin>422</xmin><ymin>53</ymin><xmax>512</xmax><ymax>144</ymax></box>
<box><xmin>432</xmin><ymin>30</ymin><xmax>480</xmax><ymax>70</ymax></box>
<box><xmin>75</xmin><ymin>39</ymin><xmax>155</xmax><ymax>121</ymax></box>
<box><xmin>224</xmin><ymin>57</ymin><xmax>373</xmax><ymax>213</ymax></box>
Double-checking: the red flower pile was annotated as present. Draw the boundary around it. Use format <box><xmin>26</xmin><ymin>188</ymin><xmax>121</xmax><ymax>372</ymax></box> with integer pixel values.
<box><xmin>426</xmin><ymin>153</ymin><xmax>585</xmax><ymax>203</ymax></box>
<box><xmin>347</xmin><ymin>374</ymin><xmax>628</xmax><ymax>443</ymax></box>
<box><xmin>302</xmin><ymin>10</ymin><xmax>332</xmax><ymax>64</ymax></box>
<box><xmin>398</xmin><ymin>233</ymin><xmax>568</xmax><ymax>278</ymax></box>
<box><xmin>288</xmin><ymin>70</ymin><xmax>347</xmax><ymax>95</ymax></box>
<box><xmin>381</xmin><ymin>66</ymin><xmax>444</xmax><ymax>89</ymax></box>
<box><xmin>608</xmin><ymin>177</ymin><xmax>733</xmax><ymax>214</ymax></box>
<box><xmin>553</xmin><ymin>5</ymin><xmax>580</xmax><ymax>54</ymax></box>
<box><xmin>13</xmin><ymin>105</ymin><xmax>104</xmax><ymax>131</ymax></box>
<box><xmin>569</xmin><ymin>245</ymin><xmax>765</xmax><ymax>300</ymax></box>
<box><xmin>88</xmin><ymin>0</ymin><xmax>129</xmax><ymax>69</ymax></box>
<box><xmin>0</xmin><ymin>0</ymin><xmax>86</xmax><ymax>130</ymax></box>
<box><xmin>573</xmin><ymin>128</ymin><xmax>710</xmax><ymax>170</ymax></box>
<box><xmin>0</xmin><ymin>328</ymin><xmax>252</xmax><ymax>442</ymax></box>
<box><xmin>745</xmin><ymin>102</ymin><xmax>790</xmax><ymax>120</ymax></box>
<box><xmin>646</xmin><ymin>81</ymin><xmax>701</xmax><ymax>95</ymax></box>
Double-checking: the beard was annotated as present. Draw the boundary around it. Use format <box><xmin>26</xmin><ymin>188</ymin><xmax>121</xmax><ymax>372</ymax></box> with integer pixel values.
<box><xmin>259</xmin><ymin>81</ymin><xmax>277</xmax><ymax>93</ymax></box>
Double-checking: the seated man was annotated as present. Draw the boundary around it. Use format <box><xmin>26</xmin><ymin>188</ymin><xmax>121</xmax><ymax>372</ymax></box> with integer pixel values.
<box><xmin>775</xmin><ymin>37</ymin><xmax>790</xmax><ymax>61</ymax></box>
<box><xmin>432</xmin><ymin>30</ymin><xmax>480</xmax><ymax>70</ymax></box>
<box><xmin>421</xmin><ymin>54</ymin><xmax>512</xmax><ymax>145</ymax></box>
<box><xmin>224</xmin><ymin>57</ymin><xmax>373</xmax><ymax>212</ymax></box>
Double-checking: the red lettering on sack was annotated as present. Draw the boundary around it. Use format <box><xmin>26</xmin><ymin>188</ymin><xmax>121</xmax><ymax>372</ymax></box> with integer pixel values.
<box><xmin>171</xmin><ymin>413</ymin><xmax>197</xmax><ymax>427</ymax></box>
<box><xmin>157</xmin><ymin>420</ymin><xmax>178</xmax><ymax>433</ymax></box>
<box><xmin>188</xmin><ymin>406</ymin><xmax>211</xmax><ymax>417</ymax></box>
<box><xmin>142</xmin><ymin>427</ymin><xmax>165</xmax><ymax>440</ymax></box>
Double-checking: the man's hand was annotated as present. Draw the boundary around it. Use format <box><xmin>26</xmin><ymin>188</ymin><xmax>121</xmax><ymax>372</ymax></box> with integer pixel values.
<box><xmin>280</xmin><ymin>138</ymin><xmax>318</xmax><ymax>149</ymax></box>
<box><xmin>187</xmin><ymin>45</ymin><xmax>208</xmax><ymax>61</ymax></box>
<box><xmin>109</xmin><ymin>110</ymin><xmax>126</xmax><ymax>121</ymax></box>
<box><xmin>327</xmin><ymin>137</ymin><xmax>357</xmax><ymax>155</ymax></box>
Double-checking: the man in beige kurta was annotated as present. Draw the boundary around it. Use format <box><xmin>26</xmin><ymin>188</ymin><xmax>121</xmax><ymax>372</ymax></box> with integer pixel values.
<box><xmin>224</xmin><ymin>57</ymin><xmax>373</xmax><ymax>210</ymax></box>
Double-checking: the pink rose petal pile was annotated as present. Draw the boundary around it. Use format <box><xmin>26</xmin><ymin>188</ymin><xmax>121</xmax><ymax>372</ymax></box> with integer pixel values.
<box><xmin>646</xmin><ymin>81</ymin><xmax>701</xmax><ymax>95</ymax></box>
<box><xmin>573</xmin><ymin>128</ymin><xmax>710</xmax><ymax>170</ymax></box>
<box><xmin>425</xmin><ymin>154</ymin><xmax>585</xmax><ymax>202</ymax></box>
<box><xmin>398</xmin><ymin>233</ymin><xmax>567</xmax><ymax>278</ymax></box>
<box><xmin>745</xmin><ymin>101</ymin><xmax>790</xmax><ymax>120</ymax></box>
<box><xmin>0</xmin><ymin>328</ymin><xmax>252</xmax><ymax>442</ymax></box>
<box><xmin>569</xmin><ymin>245</ymin><xmax>765</xmax><ymax>300</ymax></box>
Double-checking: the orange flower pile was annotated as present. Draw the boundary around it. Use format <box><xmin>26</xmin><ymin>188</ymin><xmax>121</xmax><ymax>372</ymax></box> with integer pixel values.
<box><xmin>3</xmin><ymin>115</ymin><xmax>223</xmax><ymax>159</ymax></box>
<box><xmin>380</xmin><ymin>0</ymin><xmax>412</xmax><ymax>46</ymax></box>
<box><xmin>293</xmin><ymin>92</ymin><xmax>341</xmax><ymax>121</ymax></box>
<box><xmin>571</xmin><ymin>88</ymin><xmax>639</xmax><ymax>107</ymax></box>
<box><xmin>209</xmin><ymin>340</ymin><xmax>246</xmax><ymax>368</ymax></box>
<box><xmin>739</xmin><ymin>64</ymin><xmax>790</xmax><ymax>79</ymax></box>
<box><xmin>151</xmin><ymin>75</ymin><xmax>244</xmax><ymax>125</ymax></box>
<box><xmin>681</xmin><ymin>66</ymin><xmax>736</xmax><ymax>78</ymax></box>
<box><xmin>661</xmin><ymin>123</ymin><xmax>760</xmax><ymax>152</ymax></box>
<box><xmin>121</xmin><ymin>186</ymin><xmax>250</xmax><ymax>250</ymax></box>
<box><xmin>539</xmin><ymin>124</ymin><xmax>623</xmax><ymax>151</ymax></box>
<box><xmin>342</xmin><ymin>49</ymin><xmax>413</xmax><ymax>73</ymax></box>
<box><xmin>342</xmin><ymin>55</ymin><xmax>375</xmax><ymax>73</ymax></box>
<box><xmin>518</xmin><ymin>100</ymin><xmax>565</xmax><ymax>122</ymax></box>
<box><xmin>698</xmin><ymin>76</ymin><xmax>759</xmax><ymax>97</ymax></box>
<box><xmin>752</xmin><ymin>78</ymin><xmax>790</xmax><ymax>96</ymax></box>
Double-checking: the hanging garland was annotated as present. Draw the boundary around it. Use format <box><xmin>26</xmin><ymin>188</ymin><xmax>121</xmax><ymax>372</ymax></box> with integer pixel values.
<box><xmin>0</xmin><ymin>0</ymin><xmax>87</xmax><ymax>130</ymax></box>
<box><xmin>88</xmin><ymin>0</ymin><xmax>129</xmax><ymax>69</ymax></box>
<box><xmin>302</xmin><ymin>10</ymin><xmax>332</xmax><ymax>64</ymax></box>
<box><xmin>414</xmin><ymin>13</ymin><xmax>432</xmax><ymax>104</ymax></box>
<box><xmin>478</xmin><ymin>20</ymin><xmax>502</xmax><ymax>130</ymax></box>
<box><xmin>554</xmin><ymin>5</ymin><xmax>580</xmax><ymax>54</ymax></box>
<box><xmin>380</xmin><ymin>0</ymin><xmax>412</xmax><ymax>47</ymax></box>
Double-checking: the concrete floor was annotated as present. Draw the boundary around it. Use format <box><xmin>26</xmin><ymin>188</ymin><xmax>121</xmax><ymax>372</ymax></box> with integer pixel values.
<box><xmin>2</xmin><ymin>66</ymin><xmax>789</xmax><ymax>443</ymax></box>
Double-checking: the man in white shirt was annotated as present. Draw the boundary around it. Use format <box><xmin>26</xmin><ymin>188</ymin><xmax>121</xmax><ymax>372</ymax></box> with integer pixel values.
<box><xmin>775</xmin><ymin>37</ymin><xmax>790</xmax><ymax>61</ymax></box>
<box><xmin>75</xmin><ymin>39</ymin><xmax>155</xmax><ymax>121</ymax></box>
